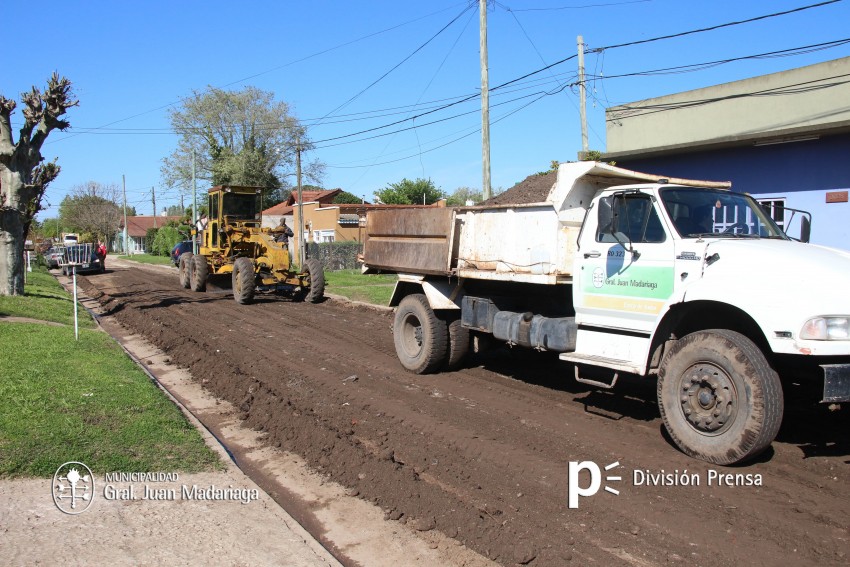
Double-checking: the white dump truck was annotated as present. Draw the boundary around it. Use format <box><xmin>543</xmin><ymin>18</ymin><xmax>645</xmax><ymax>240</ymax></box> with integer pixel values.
<box><xmin>362</xmin><ymin>161</ymin><xmax>850</xmax><ymax>465</ymax></box>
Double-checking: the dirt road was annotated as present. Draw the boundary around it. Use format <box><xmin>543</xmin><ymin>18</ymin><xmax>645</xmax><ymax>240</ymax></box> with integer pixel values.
<box><xmin>77</xmin><ymin>262</ymin><xmax>848</xmax><ymax>566</ymax></box>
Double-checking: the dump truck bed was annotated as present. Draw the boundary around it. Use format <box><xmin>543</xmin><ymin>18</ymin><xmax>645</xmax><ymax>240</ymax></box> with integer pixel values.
<box><xmin>363</xmin><ymin>162</ymin><xmax>729</xmax><ymax>284</ymax></box>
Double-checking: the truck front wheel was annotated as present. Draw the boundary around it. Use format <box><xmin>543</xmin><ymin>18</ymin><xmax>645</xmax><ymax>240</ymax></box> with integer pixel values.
<box><xmin>394</xmin><ymin>294</ymin><xmax>448</xmax><ymax>374</ymax></box>
<box><xmin>657</xmin><ymin>329</ymin><xmax>783</xmax><ymax>465</ymax></box>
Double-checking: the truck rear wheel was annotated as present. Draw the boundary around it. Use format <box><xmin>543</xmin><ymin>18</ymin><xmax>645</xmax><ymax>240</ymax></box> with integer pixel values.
<box><xmin>179</xmin><ymin>253</ymin><xmax>193</xmax><ymax>289</ymax></box>
<box><xmin>303</xmin><ymin>259</ymin><xmax>325</xmax><ymax>303</ymax></box>
<box><xmin>232</xmin><ymin>257</ymin><xmax>255</xmax><ymax>304</ymax></box>
<box><xmin>190</xmin><ymin>254</ymin><xmax>208</xmax><ymax>292</ymax></box>
<box><xmin>394</xmin><ymin>294</ymin><xmax>448</xmax><ymax>374</ymax></box>
<box><xmin>442</xmin><ymin>313</ymin><xmax>469</xmax><ymax>370</ymax></box>
<box><xmin>657</xmin><ymin>329</ymin><xmax>783</xmax><ymax>465</ymax></box>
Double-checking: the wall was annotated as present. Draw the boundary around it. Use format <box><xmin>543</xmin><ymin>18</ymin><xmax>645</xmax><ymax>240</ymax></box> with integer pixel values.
<box><xmin>615</xmin><ymin>133</ymin><xmax>850</xmax><ymax>249</ymax></box>
<box><xmin>606</xmin><ymin>57</ymin><xmax>850</xmax><ymax>157</ymax></box>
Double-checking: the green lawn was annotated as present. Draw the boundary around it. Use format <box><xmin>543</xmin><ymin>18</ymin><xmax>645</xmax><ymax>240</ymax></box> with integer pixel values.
<box><xmin>117</xmin><ymin>254</ymin><xmax>175</xmax><ymax>266</ymax></box>
<box><xmin>326</xmin><ymin>269</ymin><xmax>396</xmax><ymax>305</ymax></box>
<box><xmin>0</xmin><ymin>267</ymin><xmax>95</xmax><ymax>328</ymax></box>
<box><xmin>0</xmin><ymin>266</ymin><xmax>221</xmax><ymax>477</ymax></box>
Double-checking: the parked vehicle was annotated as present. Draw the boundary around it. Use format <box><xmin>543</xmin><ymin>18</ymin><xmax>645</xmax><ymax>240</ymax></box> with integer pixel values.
<box><xmin>171</xmin><ymin>241</ymin><xmax>193</xmax><ymax>267</ymax></box>
<box><xmin>62</xmin><ymin>233</ymin><xmax>79</xmax><ymax>246</ymax></box>
<box><xmin>61</xmin><ymin>244</ymin><xmax>104</xmax><ymax>275</ymax></box>
<box><xmin>362</xmin><ymin>161</ymin><xmax>850</xmax><ymax>465</ymax></box>
<box><xmin>44</xmin><ymin>247</ymin><xmax>64</xmax><ymax>269</ymax></box>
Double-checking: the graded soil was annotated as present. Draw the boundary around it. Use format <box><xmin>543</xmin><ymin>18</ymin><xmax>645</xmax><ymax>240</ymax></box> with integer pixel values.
<box><xmin>76</xmin><ymin>262</ymin><xmax>849</xmax><ymax>566</ymax></box>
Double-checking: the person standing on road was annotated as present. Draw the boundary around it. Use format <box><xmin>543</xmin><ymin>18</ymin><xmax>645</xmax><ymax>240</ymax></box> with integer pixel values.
<box><xmin>96</xmin><ymin>240</ymin><xmax>107</xmax><ymax>270</ymax></box>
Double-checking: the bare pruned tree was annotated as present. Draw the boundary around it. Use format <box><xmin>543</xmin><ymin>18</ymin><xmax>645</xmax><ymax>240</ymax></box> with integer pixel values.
<box><xmin>0</xmin><ymin>73</ymin><xmax>77</xmax><ymax>295</ymax></box>
<box><xmin>60</xmin><ymin>181</ymin><xmax>123</xmax><ymax>245</ymax></box>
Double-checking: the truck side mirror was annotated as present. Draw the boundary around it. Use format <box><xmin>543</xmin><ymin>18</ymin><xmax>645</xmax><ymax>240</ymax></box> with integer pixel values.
<box><xmin>611</xmin><ymin>193</ymin><xmax>640</xmax><ymax>259</ymax></box>
<box><xmin>801</xmin><ymin>216</ymin><xmax>811</xmax><ymax>243</ymax></box>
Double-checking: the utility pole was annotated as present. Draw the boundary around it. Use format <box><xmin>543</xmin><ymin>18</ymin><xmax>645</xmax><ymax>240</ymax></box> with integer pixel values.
<box><xmin>192</xmin><ymin>149</ymin><xmax>198</xmax><ymax>254</ymax></box>
<box><xmin>296</xmin><ymin>136</ymin><xmax>305</xmax><ymax>268</ymax></box>
<box><xmin>152</xmin><ymin>186</ymin><xmax>157</xmax><ymax>228</ymax></box>
<box><xmin>577</xmin><ymin>35</ymin><xmax>589</xmax><ymax>157</ymax></box>
<box><xmin>122</xmin><ymin>175</ymin><xmax>128</xmax><ymax>254</ymax></box>
<box><xmin>480</xmin><ymin>0</ymin><xmax>492</xmax><ymax>200</ymax></box>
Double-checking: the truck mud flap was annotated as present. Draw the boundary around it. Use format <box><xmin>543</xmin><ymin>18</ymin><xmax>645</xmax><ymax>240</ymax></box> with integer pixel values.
<box><xmin>822</xmin><ymin>364</ymin><xmax>850</xmax><ymax>403</ymax></box>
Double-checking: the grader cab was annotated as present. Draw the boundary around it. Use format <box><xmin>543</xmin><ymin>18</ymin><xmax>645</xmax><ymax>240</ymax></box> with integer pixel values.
<box><xmin>178</xmin><ymin>185</ymin><xmax>324</xmax><ymax>305</ymax></box>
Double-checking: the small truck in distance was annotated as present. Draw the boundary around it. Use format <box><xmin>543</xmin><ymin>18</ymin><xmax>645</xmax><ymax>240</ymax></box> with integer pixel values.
<box><xmin>362</xmin><ymin>161</ymin><xmax>850</xmax><ymax>465</ymax></box>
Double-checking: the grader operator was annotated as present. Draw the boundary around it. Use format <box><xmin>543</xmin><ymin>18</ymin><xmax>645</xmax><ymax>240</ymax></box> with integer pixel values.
<box><xmin>178</xmin><ymin>185</ymin><xmax>324</xmax><ymax>305</ymax></box>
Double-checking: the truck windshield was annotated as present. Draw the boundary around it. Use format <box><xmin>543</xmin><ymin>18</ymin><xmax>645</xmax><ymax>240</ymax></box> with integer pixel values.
<box><xmin>660</xmin><ymin>187</ymin><xmax>787</xmax><ymax>239</ymax></box>
<box><xmin>222</xmin><ymin>192</ymin><xmax>258</xmax><ymax>220</ymax></box>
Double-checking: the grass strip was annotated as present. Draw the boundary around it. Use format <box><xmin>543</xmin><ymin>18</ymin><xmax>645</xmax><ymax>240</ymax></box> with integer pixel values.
<box><xmin>325</xmin><ymin>269</ymin><xmax>396</xmax><ymax>305</ymax></box>
<box><xmin>117</xmin><ymin>254</ymin><xmax>174</xmax><ymax>266</ymax></box>
<box><xmin>0</xmin><ymin>323</ymin><xmax>222</xmax><ymax>477</ymax></box>
<box><xmin>0</xmin><ymin>266</ymin><xmax>95</xmax><ymax>328</ymax></box>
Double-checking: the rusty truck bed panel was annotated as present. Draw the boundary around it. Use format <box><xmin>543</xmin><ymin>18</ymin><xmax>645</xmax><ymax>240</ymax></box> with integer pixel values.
<box><xmin>364</xmin><ymin>208</ymin><xmax>456</xmax><ymax>275</ymax></box>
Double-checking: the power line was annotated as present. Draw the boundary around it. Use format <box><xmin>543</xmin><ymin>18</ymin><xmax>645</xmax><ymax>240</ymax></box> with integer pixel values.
<box><xmin>587</xmin><ymin>0</ymin><xmax>843</xmax><ymax>53</ymax></box>
<box><xmin>510</xmin><ymin>0</ymin><xmax>651</xmax><ymax>11</ymax></box>
<box><xmin>607</xmin><ymin>72</ymin><xmax>850</xmax><ymax>121</ymax></box>
<box><xmin>587</xmin><ymin>38</ymin><xmax>850</xmax><ymax>81</ymax></box>
<box><xmin>45</xmin><ymin>2</ymin><xmax>472</xmax><ymax>144</ymax></box>
<box><xmin>312</xmin><ymin>3</ymin><xmax>476</xmax><ymax>125</ymax></box>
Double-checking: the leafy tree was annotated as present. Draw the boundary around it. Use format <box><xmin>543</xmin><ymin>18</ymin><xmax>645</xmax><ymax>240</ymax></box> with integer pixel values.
<box><xmin>0</xmin><ymin>73</ymin><xmax>77</xmax><ymax>295</ymax></box>
<box><xmin>59</xmin><ymin>182</ymin><xmax>123</xmax><ymax>243</ymax></box>
<box><xmin>38</xmin><ymin>218</ymin><xmax>63</xmax><ymax>241</ymax></box>
<box><xmin>160</xmin><ymin>86</ymin><xmax>324</xmax><ymax>200</ymax></box>
<box><xmin>333</xmin><ymin>190</ymin><xmax>365</xmax><ymax>204</ymax></box>
<box><xmin>165</xmin><ymin>204</ymin><xmax>184</xmax><ymax>216</ymax></box>
<box><xmin>376</xmin><ymin>178</ymin><xmax>444</xmax><ymax>205</ymax></box>
<box><xmin>151</xmin><ymin>224</ymin><xmax>181</xmax><ymax>256</ymax></box>
<box><xmin>446</xmin><ymin>186</ymin><xmax>483</xmax><ymax>206</ymax></box>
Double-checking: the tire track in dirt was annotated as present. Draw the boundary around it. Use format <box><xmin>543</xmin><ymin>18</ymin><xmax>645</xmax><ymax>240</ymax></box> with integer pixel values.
<box><xmin>78</xmin><ymin>265</ymin><xmax>850</xmax><ymax>566</ymax></box>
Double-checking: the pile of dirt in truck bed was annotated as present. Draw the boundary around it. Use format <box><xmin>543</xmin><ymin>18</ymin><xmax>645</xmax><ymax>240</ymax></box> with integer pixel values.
<box><xmin>76</xmin><ymin>264</ymin><xmax>850</xmax><ymax>567</ymax></box>
<box><xmin>483</xmin><ymin>170</ymin><xmax>557</xmax><ymax>205</ymax></box>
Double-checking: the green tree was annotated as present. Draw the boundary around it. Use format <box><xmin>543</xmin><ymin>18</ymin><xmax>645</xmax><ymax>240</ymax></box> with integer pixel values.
<box><xmin>38</xmin><ymin>218</ymin><xmax>63</xmax><ymax>241</ymax></box>
<box><xmin>160</xmin><ymin>86</ymin><xmax>324</xmax><ymax>200</ymax></box>
<box><xmin>151</xmin><ymin>224</ymin><xmax>181</xmax><ymax>256</ymax></box>
<box><xmin>333</xmin><ymin>190</ymin><xmax>364</xmax><ymax>204</ymax></box>
<box><xmin>376</xmin><ymin>178</ymin><xmax>444</xmax><ymax>205</ymax></box>
<box><xmin>0</xmin><ymin>73</ymin><xmax>77</xmax><ymax>295</ymax></box>
<box><xmin>446</xmin><ymin>186</ymin><xmax>483</xmax><ymax>206</ymax></box>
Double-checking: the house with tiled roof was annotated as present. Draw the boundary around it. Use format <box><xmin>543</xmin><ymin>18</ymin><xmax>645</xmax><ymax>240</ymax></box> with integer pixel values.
<box><xmin>262</xmin><ymin>189</ymin><xmax>446</xmax><ymax>257</ymax></box>
<box><xmin>112</xmin><ymin>215</ymin><xmax>183</xmax><ymax>254</ymax></box>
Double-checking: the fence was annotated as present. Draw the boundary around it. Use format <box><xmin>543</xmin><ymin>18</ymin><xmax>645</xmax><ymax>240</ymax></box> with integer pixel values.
<box><xmin>307</xmin><ymin>241</ymin><xmax>362</xmax><ymax>271</ymax></box>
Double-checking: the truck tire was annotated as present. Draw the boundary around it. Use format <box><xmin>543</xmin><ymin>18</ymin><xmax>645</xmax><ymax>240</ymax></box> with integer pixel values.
<box><xmin>179</xmin><ymin>253</ymin><xmax>193</xmax><ymax>289</ymax></box>
<box><xmin>232</xmin><ymin>257</ymin><xmax>255</xmax><ymax>305</ymax></box>
<box><xmin>442</xmin><ymin>313</ymin><xmax>469</xmax><ymax>370</ymax></box>
<box><xmin>394</xmin><ymin>294</ymin><xmax>448</xmax><ymax>374</ymax></box>
<box><xmin>657</xmin><ymin>329</ymin><xmax>783</xmax><ymax>465</ymax></box>
<box><xmin>190</xmin><ymin>254</ymin><xmax>208</xmax><ymax>292</ymax></box>
<box><xmin>303</xmin><ymin>258</ymin><xmax>325</xmax><ymax>303</ymax></box>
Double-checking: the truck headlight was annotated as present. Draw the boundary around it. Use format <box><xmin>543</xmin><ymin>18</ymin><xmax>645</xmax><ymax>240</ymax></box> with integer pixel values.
<box><xmin>800</xmin><ymin>317</ymin><xmax>850</xmax><ymax>340</ymax></box>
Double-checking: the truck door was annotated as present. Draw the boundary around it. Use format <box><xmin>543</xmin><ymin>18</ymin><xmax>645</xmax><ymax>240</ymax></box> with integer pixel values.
<box><xmin>575</xmin><ymin>191</ymin><xmax>675</xmax><ymax>335</ymax></box>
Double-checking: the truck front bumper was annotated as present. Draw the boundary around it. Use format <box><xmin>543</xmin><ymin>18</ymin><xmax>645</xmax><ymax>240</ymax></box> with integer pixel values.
<box><xmin>823</xmin><ymin>364</ymin><xmax>850</xmax><ymax>403</ymax></box>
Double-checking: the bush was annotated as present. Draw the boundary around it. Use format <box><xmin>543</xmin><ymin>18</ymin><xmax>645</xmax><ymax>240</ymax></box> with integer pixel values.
<box><xmin>151</xmin><ymin>226</ymin><xmax>182</xmax><ymax>256</ymax></box>
<box><xmin>307</xmin><ymin>241</ymin><xmax>362</xmax><ymax>271</ymax></box>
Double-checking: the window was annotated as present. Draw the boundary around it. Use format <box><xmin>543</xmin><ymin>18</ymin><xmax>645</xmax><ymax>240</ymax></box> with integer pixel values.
<box><xmin>758</xmin><ymin>199</ymin><xmax>786</xmax><ymax>232</ymax></box>
<box><xmin>313</xmin><ymin>230</ymin><xmax>335</xmax><ymax>243</ymax></box>
<box><xmin>597</xmin><ymin>193</ymin><xmax>666</xmax><ymax>243</ymax></box>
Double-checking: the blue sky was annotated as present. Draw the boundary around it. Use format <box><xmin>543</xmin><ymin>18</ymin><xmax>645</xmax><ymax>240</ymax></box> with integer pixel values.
<box><xmin>4</xmin><ymin>0</ymin><xmax>850</xmax><ymax>219</ymax></box>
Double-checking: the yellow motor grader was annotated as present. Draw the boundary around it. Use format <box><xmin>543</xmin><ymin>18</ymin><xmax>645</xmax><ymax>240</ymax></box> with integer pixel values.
<box><xmin>178</xmin><ymin>185</ymin><xmax>324</xmax><ymax>305</ymax></box>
